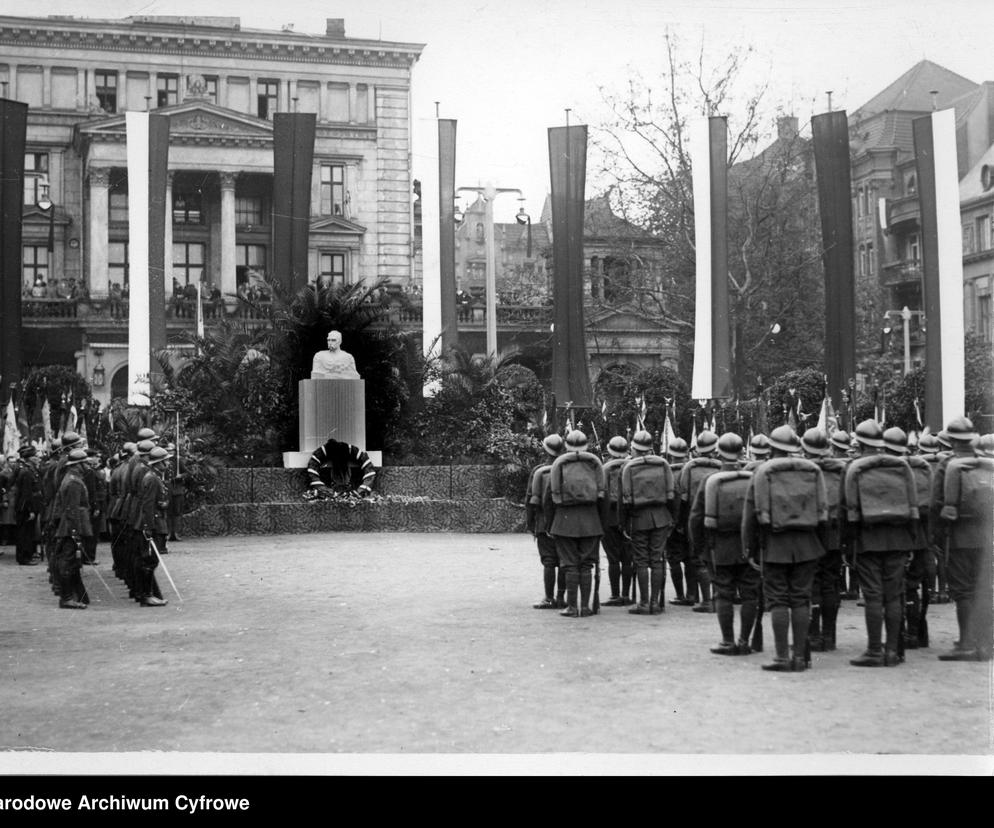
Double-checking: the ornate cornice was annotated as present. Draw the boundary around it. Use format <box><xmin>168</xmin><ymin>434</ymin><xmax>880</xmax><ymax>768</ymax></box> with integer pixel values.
<box><xmin>0</xmin><ymin>20</ymin><xmax>422</xmax><ymax>69</ymax></box>
<box><xmin>88</xmin><ymin>166</ymin><xmax>110</xmax><ymax>186</ymax></box>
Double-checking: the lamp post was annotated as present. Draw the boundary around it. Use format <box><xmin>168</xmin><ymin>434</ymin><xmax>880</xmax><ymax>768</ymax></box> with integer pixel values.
<box><xmin>456</xmin><ymin>184</ymin><xmax>525</xmax><ymax>356</ymax></box>
<box><xmin>883</xmin><ymin>306</ymin><xmax>925</xmax><ymax>375</ymax></box>
<box><xmin>37</xmin><ymin>183</ymin><xmax>54</xmax><ymax>255</ymax></box>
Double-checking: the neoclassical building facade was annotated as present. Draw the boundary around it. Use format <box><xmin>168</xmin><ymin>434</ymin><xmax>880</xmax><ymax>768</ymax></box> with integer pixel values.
<box><xmin>3</xmin><ymin>14</ymin><xmax>422</xmax><ymax>400</ymax></box>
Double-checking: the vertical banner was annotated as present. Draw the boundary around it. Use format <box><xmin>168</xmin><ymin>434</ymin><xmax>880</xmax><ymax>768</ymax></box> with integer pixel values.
<box><xmin>438</xmin><ymin>119</ymin><xmax>459</xmax><ymax>352</ymax></box>
<box><xmin>125</xmin><ymin>112</ymin><xmax>169</xmax><ymax>406</ymax></box>
<box><xmin>812</xmin><ymin>110</ymin><xmax>857</xmax><ymax>415</ymax></box>
<box><xmin>0</xmin><ymin>99</ymin><xmax>28</xmax><ymax>389</ymax></box>
<box><xmin>420</xmin><ymin>117</ymin><xmax>442</xmax><ymax>365</ymax></box>
<box><xmin>914</xmin><ymin>109</ymin><xmax>965</xmax><ymax>429</ymax></box>
<box><xmin>690</xmin><ymin>117</ymin><xmax>729</xmax><ymax>400</ymax></box>
<box><xmin>548</xmin><ymin>124</ymin><xmax>593</xmax><ymax>409</ymax></box>
<box><xmin>272</xmin><ymin>113</ymin><xmax>317</xmax><ymax>294</ymax></box>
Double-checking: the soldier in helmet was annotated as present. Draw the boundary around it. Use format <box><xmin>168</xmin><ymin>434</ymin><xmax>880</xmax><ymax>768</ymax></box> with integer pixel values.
<box><xmin>916</xmin><ymin>433</ymin><xmax>948</xmax><ymax>604</ymax></box>
<box><xmin>801</xmin><ymin>428</ymin><xmax>847</xmax><ymax>652</ymax></box>
<box><xmin>677</xmin><ymin>430</ymin><xmax>721</xmax><ymax>613</ymax></box>
<box><xmin>690</xmin><ymin>432</ymin><xmax>758</xmax><ymax>655</ymax></box>
<box><xmin>107</xmin><ymin>443</ymin><xmax>137</xmax><ymax>579</ymax></box>
<box><xmin>133</xmin><ymin>446</ymin><xmax>171</xmax><ymax>607</ymax></box>
<box><xmin>742</xmin><ymin>425</ymin><xmax>827</xmax><ymax>672</ymax></box>
<box><xmin>120</xmin><ymin>440</ymin><xmax>156</xmax><ymax>597</ymax></box>
<box><xmin>932</xmin><ymin>417</ymin><xmax>992</xmax><ymax>661</ymax></box>
<box><xmin>744</xmin><ymin>433</ymin><xmax>770</xmax><ymax>471</ymax></box>
<box><xmin>829</xmin><ymin>430</ymin><xmax>860</xmax><ymax>601</ymax></box>
<box><xmin>526</xmin><ymin>433</ymin><xmax>566</xmax><ymax>609</ymax></box>
<box><xmin>12</xmin><ymin>445</ymin><xmax>43</xmax><ymax>565</ymax></box>
<box><xmin>600</xmin><ymin>435</ymin><xmax>635</xmax><ymax>607</ymax></box>
<box><xmin>842</xmin><ymin>420</ymin><xmax>920</xmax><ymax>667</ymax></box>
<box><xmin>664</xmin><ymin>437</ymin><xmax>697</xmax><ymax>606</ymax></box>
<box><xmin>53</xmin><ymin>448</ymin><xmax>92</xmax><ymax>609</ymax></box>
<box><xmin>619</xmin><ymin>430</ymin><xmax>676</xmax><ymax>615</ymax></box>
<box><xmin>545</xmin><ymin>430</ymin><xmax>605</xmax><ymax>618</ymax></box>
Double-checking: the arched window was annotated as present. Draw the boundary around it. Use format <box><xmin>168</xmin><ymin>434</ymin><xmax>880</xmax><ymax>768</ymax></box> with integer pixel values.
<box><xmin>110</xmin><ymin>365</ymin><xmax>129</xmax><ymax>401</ymax></box>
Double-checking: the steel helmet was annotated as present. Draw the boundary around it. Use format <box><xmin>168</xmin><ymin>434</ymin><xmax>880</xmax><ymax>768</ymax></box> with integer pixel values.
<box><xmin>945</xmin><ymin>416</ymin><xmax>977</xmax><ymax>443</ymax></box>
<box><xmin>749</xmin><ymin>434</ymin><xmax>771</xmax><ymax>457</ymax></box>
<box><xmin>631</xmin><ymin>430</ymin><xmax>653</xmax><ymax>453</ymax></box>
<box><xmin>800</xmin><ymin>428</ymin><xmax>829</xmax><ymax>457</ymax></box>
<box><xmin>882</xmin><ymin>426</ymin><xmax>909</xmax><ymax>454</ymax></box>
<box><xmin>565</xmin><ymin>430</ymin><xmax>588</xmax><ymax>451</ymax></box>
<box><xmin>542</xmin><ymin>433</ymin><xmax>565</xmax><ymax>457</ymax></box>
<box><xmin>854</xmin><ymin>419</ymin><xmax>885</xmax><ymax>449</ymax></box>
<box><xmin>667</xmin><ymin>437</ymin><xmax>689</xmax><ymax>459</ymax></box>
<box><xmin>769</xmin><ymin>425</ymin><xmax>800</xmax><ymax>454</ymax></box>
<box><xmin>696</xmin><ymin>430</ymin><xmax>718</xmax><ymax>454</ymax></box>
<box><xmin>830</xmin><ymin>430</ymin><xmax>851</xmax><ymax>453</ymax></box>
<box><xmin>717</xmin><ymin>432</ymin><xmax>744</xmax><ymax>461</ymax></box>
<box><xmin>607</xmin><ymin>436</ymin><xmax>629</xmax><ymax>458</ymax></box>
<box><xmin>916</xmin><ymin>434</ymin><xmax>940</xmax><ymax>454</ymax></box>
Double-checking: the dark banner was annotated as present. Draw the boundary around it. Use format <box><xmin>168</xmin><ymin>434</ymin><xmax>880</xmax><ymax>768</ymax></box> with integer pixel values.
<box><xmin>438</xmin><ymin>119</ymin><xmax>458</xmax><ymax>351</ymax></box>
<box><xmin>811</xmin><ymin>110</ymin><xmax>857</xmax><ymax>414</ymax></box>
<box><xmin>0</xmin><ymin>99</ymin><xmax>27</xmax><ymax>389</ymax></box>
<box><xmin>548</xmin><ymin>124</ymin><xmax>592</xmax><ymax>410</ymax></box>
<box><xmin>147</xmin><ymin>113</ymin><xmax>170</xmax><ymax>357</ymax></box>
<box><xmin>709</xmin><ymin>117</ymin><xmax>730</xmax><ymax>399</ymax></box>
<box><xmin>273</xmin><ymin>113</ymin><xmax>317</xmax><ymax>294</ymax></box>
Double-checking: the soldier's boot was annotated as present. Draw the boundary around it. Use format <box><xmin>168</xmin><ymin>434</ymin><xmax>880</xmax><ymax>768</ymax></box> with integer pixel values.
<box><xmin>578</xmin><ymin>569</ymin><xmax>593</xmax><ymax>616</ymax></box>
<box><xmin>791</xmin><ymin>605</ymin><xmax>811</xmax><ymax>669</ymax></box>
<box><xmin>851</xmin><ymin>601</ymin><xmax>885</xmax><ymax>666</ymax></box>
<box><xmin>884</xmin><ymin>596</ymin><xmax>904</xmax><ymax>664</ymax></box>
<box><xmin>559</xmin><ymin>574</ymin><xmax>579</xmax><ymax>618</ymax></box>
<box><xmin>737</xmin><ymin>599</ymin><xmax>758</xmax><ymax>654</ymax></box>
<box><xmin>820</xmin><ymin>603</ymin><xmax>839</xmax><ymax>651</ymax></box>
<box><xmin>607</xmin><ymin>559</ymin><xmax>621</xmax><ymax>602</ymax></box>
<box><xmin>684</xmin><ymin>562</ymin><xmax>700</xmax><ymax>605</ymax></box>
<box><xmin>621</xmin><ymin>562</ymin><xmax>634</xmax><ymax>605</ymax></box>
<box><xmin>693</xmin><ymin>568</ymin><xmax>715</xmax><ymax>613</ymax></box>
<box><xmin>807</xmin><ymin>605</ymin><xmax>823</xmax><ymax>652</ymax></box>
<box><xmin>936</xmin><ymin>560</ymin><xmax>950</xmax><ymax>603</ymax></box>
<box><xmin>711</xmin><ymin>597</ymin><xmax>736</xmax><ymax>653</ymax></box>
<box><xmin>628</xmin><ymin>567</ymin><xmax>650</xmax><ymax>613</ymax></box>
<box><xmin>903</xmin><ymin>593</ymin><xmax>921</xmax><ymax>650</ymax></box>
<box><xmin>556</xmin><ymin>567</ymin><xmax>567</xmax><ymax>608</ymax></box>
<box><xmin>761</xmin><ymin>607</ymin><xmax>793</xmax><ymax>671</ymax></box>
<box><xmin>649</xmin><ymin>565</ymin><xmax>664</xmax><ymax>614</ymax></box>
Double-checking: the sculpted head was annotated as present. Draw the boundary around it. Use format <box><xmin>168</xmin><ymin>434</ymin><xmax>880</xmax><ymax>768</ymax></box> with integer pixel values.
<box><xmin>327</xmin><ymin>331</ymin><xmax>343</xmax><ymax>352</ymax></box>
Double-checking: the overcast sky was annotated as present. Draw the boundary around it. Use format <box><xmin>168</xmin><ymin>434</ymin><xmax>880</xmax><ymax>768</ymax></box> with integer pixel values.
<box><xmin>18</xmin><ymin>0</ymin><xmax>988</xmax><ymax>221</ymax></box>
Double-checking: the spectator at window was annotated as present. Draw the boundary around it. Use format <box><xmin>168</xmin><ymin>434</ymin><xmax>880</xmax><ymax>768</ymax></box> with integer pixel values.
<box><xmin>109</xmin><ymin>282</ymin><xmax>124</xmax><ymax>319</ymax></box>
<box><xmin>182</xmin><ymin>281</ymin><xmax>198</xmax><ymax>318</ymax></box>
<box><xmin>171</xmin><ymin>278</ymin><xmax>184</xmax><ymax>318</ymax></box>
<box><xmin>31</xmin><ymin>277</ymin><xmax>47</xmax><ymax>299</ymax></box>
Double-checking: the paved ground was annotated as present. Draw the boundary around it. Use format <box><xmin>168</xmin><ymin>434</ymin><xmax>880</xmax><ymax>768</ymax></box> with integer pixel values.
<box><xmin>0</xmin><ymin>532</ymin><xmax>991</xmax><ymax>774</ymax></box>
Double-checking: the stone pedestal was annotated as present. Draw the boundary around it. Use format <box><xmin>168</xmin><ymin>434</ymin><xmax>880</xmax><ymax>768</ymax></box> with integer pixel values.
<box><xmin>283</xmin><ymin>378</ymin><xmax>366</xmax><ymax>469</ymax></box>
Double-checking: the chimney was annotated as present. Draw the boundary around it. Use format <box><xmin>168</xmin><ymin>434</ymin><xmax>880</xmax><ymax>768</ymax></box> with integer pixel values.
<box><xmin>777</xmin><ymin>115</ymin><xmax>799</xmax><ymax>140</ymax></box>
<box><xmin>326</xmin><ymin>18</ymin><xmax>345</xmax><ymax>38</ymax></box>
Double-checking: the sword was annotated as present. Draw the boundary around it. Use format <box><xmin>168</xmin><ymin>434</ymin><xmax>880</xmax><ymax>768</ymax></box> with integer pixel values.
<box><xmin>144</xmin><ymin>531</ymin><xmax>184</xmax><ymax>602</ymax></box>
<box><xmin>80</xmin><ymin>554</ymin><xmax>119</xmax><ymax>601</ymax></box>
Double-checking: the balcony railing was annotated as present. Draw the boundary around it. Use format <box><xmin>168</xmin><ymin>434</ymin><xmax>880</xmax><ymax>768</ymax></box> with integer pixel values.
<box><xmin>880</xmin><ymin>260</ymin><xmax>922</xmax><ymax>287</ymax></box>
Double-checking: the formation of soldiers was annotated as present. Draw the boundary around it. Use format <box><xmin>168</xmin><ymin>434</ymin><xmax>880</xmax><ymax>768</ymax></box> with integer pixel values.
<box><xmin>525</xmin><ymin>416</ymin><xmax>994</xmax><ymax>670</ymax></box>
<box><xmin>0</xmin><ymin>427</ymin><xmax>182</xmax><ymax>609</ymax></box>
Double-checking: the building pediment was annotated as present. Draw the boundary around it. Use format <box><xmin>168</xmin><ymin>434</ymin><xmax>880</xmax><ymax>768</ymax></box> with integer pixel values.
<box><xmin>77</xmin><ymin>101</ymin><xmax>274</xmax><ymax>144</ymax></box>
<box><xmin>586</xmin><ymin>307</ymin><xmax>677</xmax><ymax>333</ymax></box>
<box><xmin>309</xmin><ymin>215</ymin><xmax>367</xmax><ymax>235</ymax></box>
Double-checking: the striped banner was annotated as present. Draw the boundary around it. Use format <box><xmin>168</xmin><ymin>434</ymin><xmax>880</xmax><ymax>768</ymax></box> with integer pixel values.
<box><xmin>548</xmin><ymin>124</ymin><xmax>593</xmax><ymax>409</ymax></box>
<box><xmin>0</xmin><ymin>99</ymin><xmax>27</xmax><ymax>389</ymax></box>
<box><xmin>125</xmin><ymin>112</ymin><xmax>169</xmax><ymax>406</ymax></box>
<box><xmin>690</xmin><ymin>117</ymin><xmax>730</xmax><ymax>400</ymax></box>
<box><xmin>419</xmin><ymin>117</ymin><xmax>442</xmax><ymax>369</ymax></box>
<box><xmin>913</xmin><ymin>109</ymin><xmax>965</xmax><ymax>429</ymax></box>
<box><xmin>272</xmin><ymin>113</ymin><xmax>316</xmax><ymax>294</ymax></box>
<box><xmin>438</xmin><ymin>119</ymin><xmax>459</xmax><ymax>352</ymax></box>
<box><xmin>811</xmin><ymin>111</ymin><xmax>857</xmax><ymax>415</ymax></box>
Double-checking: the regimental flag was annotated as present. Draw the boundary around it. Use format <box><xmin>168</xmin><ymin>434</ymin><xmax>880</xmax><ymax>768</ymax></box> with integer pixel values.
<box><xmin>77</xmin><ymin>401</ymin><xmax>87</xmax><ymax>446</ymax></box>
<box><xmin>787</xmin><ymin>405</ymin><xmax>798</xmax><ymax>432</ymax></box>
<box><xmin>106</xmin><ymin>403</ymin><xmax>114</xmax><ymax>435</ymax></box>
<box><xmin>272</xmin><ymin>113</ymin><xmax>317</xmax><ymax>295</ymax></box>
<box><xmin>746</xmin><ymin>426</ymin><xmax>755</xmax><ymax>461</ymax></box>
<box><xmin>690</xmin><ymin>421</ymin><xmax>698</xmax><ymax>452</ymax></box>
<box><xmin>875</xmin><ymin>398</ymin><xmax>886</xmax><ymax>429</ymax></box>
<box><xmin>16</xmin><ymin>398</ymin><xmax>30</xmax><ymax>444</ymax></box>
<box><xmin>690</xmin><ymin>116</ymin><xmax>731</xmax><ymax>401</ymax></box>
<box><xmin>662</xmin><ymin>414</ymin><xmax>678</xmax><ymax>455</ymax></box>
<box><xmin>67</xmin><ymin>401</ymin><xmax>78</xmax><ymax>434</ymax></box>
<box><xmin>548</xmin><ymin>124</ymin><xmax>593</xmax><ymax>409</ymax></box>
<box><xmin>56</xmin><ymin>394</ymin><xmax>67</xmax><ymax>441</ymax></box>
<box><xmin>811</xmin><ymin>111</ymin><xmax>857</xmax><ymax>416</ymax></box>
<box><xmin>2</xmin><ymin>395</ymin><xmax>19</xmax><ymax>456</ymax></box>
<box><xmin>40</xmin><ymin>395</ymin><xmax>54</xmax><ymax>450</ymax></box>
<box><xmin>914</xmin><ymin>109</ymin><xmax>966</xmax><ymax>430</ymax></box>
<box><xmin>914</xmin><ymin>397</ymin><xmax>924</xmax><ymax>430</ymax></box>
<box><xmin>817</xmin><ymin>396</ymin><xmax>837</xmax><ymax>436</ymax></box>
<box><xmin>196</xmin><ymin>281</ymin><xmax>205</xmax><ymax>341</ymax></box>
<box><xmin>908</xmin><ymin>429</ymin><xmax>919</xmax><ymax>449</ymax></box>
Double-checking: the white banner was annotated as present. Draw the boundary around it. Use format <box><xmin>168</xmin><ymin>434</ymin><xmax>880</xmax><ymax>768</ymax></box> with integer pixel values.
<box><xmin>126</xmin><ymin>112</ymin><xmax>151</xmax><ymax>406</ymax></box>
<box><xmin>690</xmin><ymin>118</ymin><xmax>713</xmax><ymax>400</ymax></box>
<box><xmin>418</xmin><ymin>114</ymin><xmax>442</xmax><ymax>395</ymax></box>
<box><xmin>931</xmin><ymin>109</ymin><xmax>965</xmax><ymax>423</ymax></box>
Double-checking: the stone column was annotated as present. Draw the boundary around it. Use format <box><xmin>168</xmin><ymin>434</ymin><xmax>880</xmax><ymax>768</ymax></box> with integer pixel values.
<box><xmin>321</xmin><ymin>82</ymin><xmax>331</xmax><ymax>123</ymax></box>
<box><xmin>164</xmin><ymin>171</ymin><xmax>174</xmax><ymax>296</ymax></box>
<box><xmin>219</xmin><ymin>171</ymin><xmax>237</xmax><ymax>298</ymax></box>
<box><xmin>42</xmin><ymin>66</ymin><xmax>51</xmax><ymax>108</ymax></box>
<box><xmin>85</xmin><ymin>68</ymin><xmax>96</xmax><ymax>109</ymax></box>
<box><xmin>217</xmin><ymin>75</ymin><xmax>227</xmax><ymax>108</ymax></box>
<box><xmin>88</xmin><ymin>167</ymin><xmax>111</xmax><ymax>297</ymax></box>
<box><xmin>348</xmin><ymin>84</ymin><xmax>357</xmax><ymax>124</ymax></box>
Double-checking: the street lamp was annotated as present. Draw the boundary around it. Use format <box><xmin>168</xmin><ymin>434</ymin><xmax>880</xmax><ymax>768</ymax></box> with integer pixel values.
<box><xmin>37</xmin><ymin>183</ymin><xmax>54</xmax><ymax>254</ymax></box>
<box><xmin>883</xmin><ymin>306</ymin><xmax>925</xmax><ymax>375</ymax></box>
<box><xmin>91</xmin><ymin>349</ymin><xmax>105</xmax><ymax>387</ymax></box>
<box><xmin>515</xmin><ymin>198</ymin><xmax>532</xmax><ymax>258</ymax></box>
<box><xmin>456</xmin><ymin>183</ymin><xmax>524</xmax><ymax>356</ymax></box>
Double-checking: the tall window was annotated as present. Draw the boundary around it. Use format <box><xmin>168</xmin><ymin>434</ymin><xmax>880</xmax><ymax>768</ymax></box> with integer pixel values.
<box><xmin>257</xmin><ymin>80</ymin><xmax>279</xmax><ymax>120</ymax></box>
<box><xmin>95</xmin><ymin>70</ymin><xmax>117</xmax><ymax>113</ymax></box>
<box><xmin>173</xmin><ymin>242</ymin><xmax>205</xmax><ymax>286</ymax></box>
<box><xmin>858</xmin><ymin>244</ymin><xmax>867</xmax><ymax>277</ymax></box>
<box><xmin>109</xmin><ymin>241</ymin><xmax>129</xmax><ymax>288</ymax></box>
<box><xmin>172</xmin><ymin>190</ymin><xmax>202</xmax><ymax>225</ymax></box>
<box><xmin>976</xmin><ymin>215</ymin><xmax>991</xmax><ymax>251</ymax></box>
<box><xmin>964</xmin><ymin>223</ymin><xmax>976</xmax><ymax>255</ymax></box>
<box><xmin>156</xmin><ymin>74</ymin><xmax>179</xmax><ymax>107</ymax></box>
<box><xmin>24</xmin><ymin>152</ymin><xmax>49</xmax><ymax>206</ymax></box>
<box><xmin>856</xmin><ymin>188</ymin><xmax>864</xmax><ymax>218</ymax></box>
<box><xmin>109</xmin><ymin>190</ymin><xmax>129</xmax><ymax>224</ymax></box>
<box><xmin>236</xmin><ymin>244</ymin><xmax>266</xmax><ymax>285</ymax></box>
<box><xmin>867</xmin><ymin>242</ymin><xmax>876</xmax><ymax>276</ymax></box>
<box><xmin>22</xmin><ymin>245</ymin><xmax>48</xmax><ymax>292</ymax></box>
<box><xmin>204</xmin><ymin>76</ymin><xmax>218</xmax><ymax>104</ymax></box>
<box><xmin>319</xmin><ymin>164</ymin><xmax>345</xmax><ymax>216</ymax></box>
<box><xmin>235</xmin><ymin>196</ymin><xmax>263</xmax><ymax>226</ymax></box>
<box><xmin>979</xmin><ymin>294</ymin><xmax>992</xmax><ymax>342</ymax></box>
<box><xmin>908</xmin><ymin>233</ymin><xmax>920</xmax><ymax>263</ymax></box>
<box><xmin>318</xmin><ymin>252</ymin><xmax>346</xmax><ymax>286</ymax></box>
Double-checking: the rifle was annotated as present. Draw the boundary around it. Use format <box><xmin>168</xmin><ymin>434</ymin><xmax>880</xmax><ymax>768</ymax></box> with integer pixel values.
<box><xmin>75</xmin><ymin>533</ymin><xmax>117</xmax><ymax>601</ymax></box>
<box><xmin>143</xmin><ymin>530</ymin><xmax>184</xmax><ymax>602</ymax></box>
<box><xmin>593</xmin><ymin>550</ymin><xmax>601</xmax><ymax>615</ymax></box>
<box><xmin>749</xmin><ymin>527</ymin><xmax>766</xmax><ymax>653</ymax></box>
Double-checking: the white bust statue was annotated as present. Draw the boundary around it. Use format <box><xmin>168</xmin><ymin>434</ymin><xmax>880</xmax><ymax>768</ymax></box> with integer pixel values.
<box><xmin>311</xmin><ymin>330</ymin><xmax>360</xmax><ymax>379</ymax></box>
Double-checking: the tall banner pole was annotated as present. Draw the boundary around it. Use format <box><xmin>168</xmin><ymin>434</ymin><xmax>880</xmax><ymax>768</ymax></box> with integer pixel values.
<box><xmin>914</xmin><ymin>109</ymin><xmax>965</xmax><ymax>429</ymax></box>
<box><xmin>419</xmin><ymin>114</ymin><xmax>443</xmax><ymax>372</ymax></box>
<box><xmin>438</xmin><ymin>119</ymin><xmax>459</xmax><ymax>353</ymax></box>
<box><xmin>0</xmin><ymin>99</ymin><xmax>28</xmax><ymax>390</ymax></box>
<box><xmin>709</xmin><ymin>117</ymin><xmax>730</xmax><ymax>399</ymax></box>
<box><xmin>690</xmin><ymin>118</ymin><xmax>714</xmax><ymax>400</ymax></box>
<box><xmin>125</xmin><ymin>112</ymin><xmax>152</xmax><ymax>406</ymax></box>
<box><xmin>812</xmin><ymin>110</ymin><xmax>857</xmax><ymax>416</ymax></box>
<box><xmin>272</xmin><ymin>113</ymin><xmax>316</xmax><ymax>294</ymax></box>
<box><xmin>548</xmin><ymin>123</ymin><xmax>592</xmax><ymax>410</ymax></box>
